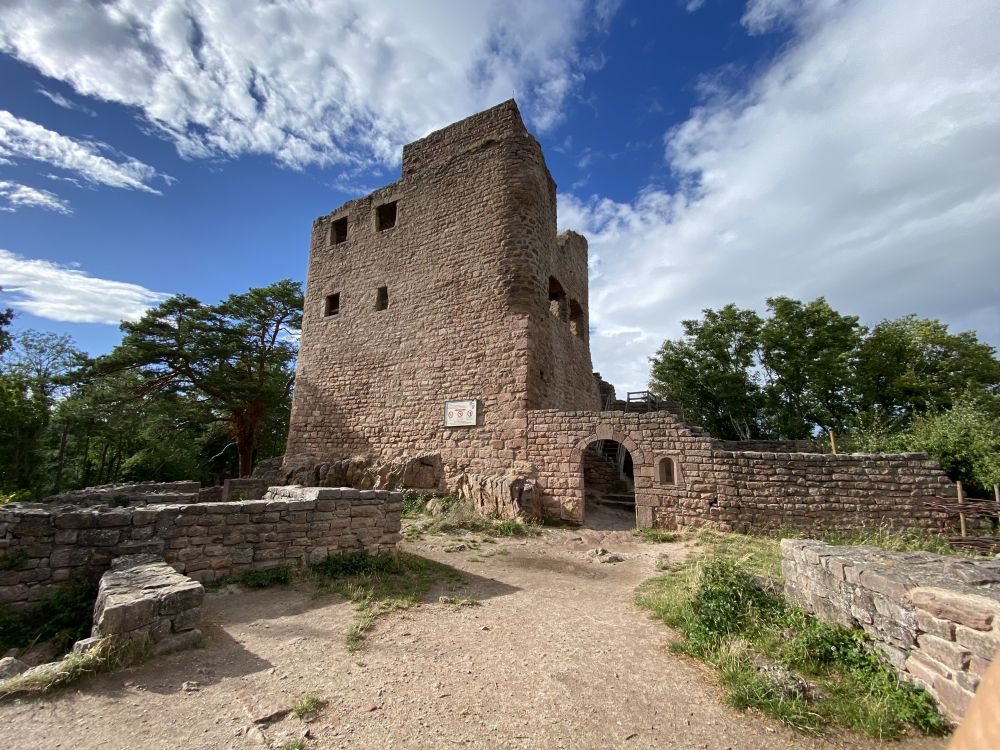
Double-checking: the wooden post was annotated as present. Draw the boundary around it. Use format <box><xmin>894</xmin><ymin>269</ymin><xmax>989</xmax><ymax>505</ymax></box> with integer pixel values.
<box><xmin>994</xmin><ymin>484</ymin><xmax>999</xmax><ymax>534</ymax></box>
<box><xmin>957</xmin><ymin>480</ymin><xmax>967</xmax><ymax>538</ymax></box>
<box><xmin>829</xmin><ymin>429</ymin><xmax>837</xmax><ymax>455</ymax></box>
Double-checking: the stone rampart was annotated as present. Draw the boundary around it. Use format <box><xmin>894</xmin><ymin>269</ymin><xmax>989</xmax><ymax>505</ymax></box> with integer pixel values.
<box><xmin>525</xmin><ymin>409</ymin><xmax>953</xmax><ymax>530</ymax></box>
<box><xmin>0</xmin><ymin>486</ymin><xmax>402</xmax><ymax>607</ymax></box>
<box><xmin>782</xmin><ymin>540</ymin><xmax>1000</xmax><ymax>722</ymax></box>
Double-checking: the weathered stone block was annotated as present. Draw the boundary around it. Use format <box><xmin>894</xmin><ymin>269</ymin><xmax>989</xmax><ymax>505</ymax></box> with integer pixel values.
<box><xmin>917</xmin><ymin>634</ymin><xmax>971</xmax><ymax>671</ymax></box>
<box><xmin>954</xmin><ymin>625</ymin><xmax>1000</xmax><ymax>662</ymax></box>
<box><xmin>911</xmin><ymin>588</ymin><xmax>997</xmax><ymax>631</ymax></box>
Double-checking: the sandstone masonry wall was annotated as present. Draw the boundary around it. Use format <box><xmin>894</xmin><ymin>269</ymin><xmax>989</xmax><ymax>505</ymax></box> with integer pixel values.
<box><xmin>526</xmin><ymin>409</ymin><xmax>953</xmax><ymax>530</ymax></box>
<box><xmin>782</xmin><ymin>540</ymin><xmax>1000</xmax><ymax>722</ymax></box>
<box><xmin>0</xmin><ymin>487</ymin><xmax>401</xmax><ymax>606</ymax></box>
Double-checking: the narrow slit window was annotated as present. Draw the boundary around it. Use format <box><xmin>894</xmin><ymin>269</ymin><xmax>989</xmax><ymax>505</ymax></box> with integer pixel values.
<box><xmin>331</xmin><ymin>217</ymin><xmax>348</xmax><ymax>245</ymax></box>
<box><xmin>658</xmin><ymin>457</ymin><xmax>676</xmax><ymax>485</ymax></box>
<box><xmin>376</xmin><ymin>286</ymin><xmax>389</xmax><ymax>311</ymax></box>
<box><xmin>569</xmin><ymin>299</ymin><xmax>585</xmax><ymax>338</ymax></box>
<box><xmin>376</xmin><ymin>201</ymin><xmax>397</xmax><ymax>231</ymax></box>
<box><xmin>324</xmin><ymin>292</ymin><xmax>341</xmax><ymax>317</ymax></box>
<box><xmin>548</xmin><ymin>276</ymin><xmax>567</xmax><ymax>320</ymax></box>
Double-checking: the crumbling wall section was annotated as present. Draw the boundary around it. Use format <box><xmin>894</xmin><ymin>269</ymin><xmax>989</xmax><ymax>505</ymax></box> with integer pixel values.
<box><xmin>782</xmin><ymin>540</ymin><xmax>1000</xmax><ymax>723</ymax></box>
<box><xmin>0</xmin><ymin>487</ymin><xmax>402</xmax><ymax>606</ymax></box>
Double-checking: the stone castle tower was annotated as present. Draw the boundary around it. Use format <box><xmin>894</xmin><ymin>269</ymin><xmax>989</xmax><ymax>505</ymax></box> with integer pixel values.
<box><xmin>286</xmin><ymin>100</ymin><xmax>599</xmax><ymax>482</ymax></box>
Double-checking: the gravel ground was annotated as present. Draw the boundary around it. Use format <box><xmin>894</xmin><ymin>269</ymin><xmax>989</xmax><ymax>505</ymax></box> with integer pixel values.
<box><xmin>0</xmin><ymin>525</ymin><xmax>951</xmax><ymax>750</ymax></box>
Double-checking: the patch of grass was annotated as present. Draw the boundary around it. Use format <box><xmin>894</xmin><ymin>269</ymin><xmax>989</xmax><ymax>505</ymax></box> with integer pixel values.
<box><xmin>631</xmin><ymin>528</ymin><xmax>682</xmax><ymax>544</ymax></box>
<box><xmin>0</xmin><ymin>635</ymin><xmax>150</xmax><ymax>699</ymax></box>
<box><xmin>0</xmin><ymin>576</ymin><xmax>97</xmax><ymax>655</ymax></box>
<box><xmin>292</xmin><ymin>692</ymin><xmax>323</xmax><ymax>718</ymax></box>
<box><xmin>691</xmin><ymin>529</ymin><xmax>783</xmax><ymax>579</ymax></box>
<box><xmin>240</xmin><ymin>566</ymin><xmax>293</xmax><ymax>589</ymax></box>
<box><xmin>819</xmin><ymin>526</ymin><xmax>963</xmax><ymax>556</ymax></box>
<box><xmin>636</xmin><ymin>558</ymin><xmax>946</xmax><ymax>739</ymax></box>
<box><xmin>279</xmin><ymin>740</ymin><xmax>306</xmax><ymax>750</ymax></box>
<box><xmin>311</xmin><ymin>551</ymin><xmax>460</xmax><ymax>652</ymax></box>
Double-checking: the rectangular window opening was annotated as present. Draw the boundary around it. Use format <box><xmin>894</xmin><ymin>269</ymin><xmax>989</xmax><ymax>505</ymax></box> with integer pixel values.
<box><xmin>376</xmin><ymin>201</ymin><xmax>397</xmax><ymax>231</ymax></box>
<box><xmin>331</xmin><ymin>217</ymin><xmax>348</xmax><ymax>245</ymax></box>
<box><xmin>324</xmin><ymin>292</ymin><xmax>341</xmax><ymax>317</ymax></box>
<box><xmin>376</xmin><ymin>286</ymin><xmax>389</xmax><ymax>311</ymax></box>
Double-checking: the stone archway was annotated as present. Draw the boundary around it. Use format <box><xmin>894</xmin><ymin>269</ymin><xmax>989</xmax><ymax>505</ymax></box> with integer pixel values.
<box><xmin>571</xmin><ymin>430</ymin><xmax>645</xmax><ymax>530</ymax></box>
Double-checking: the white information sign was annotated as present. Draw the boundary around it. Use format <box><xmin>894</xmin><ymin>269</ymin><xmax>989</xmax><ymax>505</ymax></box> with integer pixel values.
<box><xmin>444</xmin><ymin>399</ymin><xmax>477</xmax><ymax>427</ymax></box>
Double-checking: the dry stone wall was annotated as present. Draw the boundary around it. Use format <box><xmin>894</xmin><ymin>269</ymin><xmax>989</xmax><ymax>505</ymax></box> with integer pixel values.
<box><xmin>40</xmin><ymin>481</ymin><xmax>202</xmax><ymax>507</ymax></box>
<box><xmin>782</xmin><ymin>540</ymin><xmax>1000</xmax><ymax>723</ymax></box>
<box><xmin>525</xmin><ymin>409</ymin><xmax>953</xmax><ymax>530</ymax></box>
<box><xmin>0</xmin><ymin>487</ymin><xmax>402</xmax><ymax>606</ymax></box>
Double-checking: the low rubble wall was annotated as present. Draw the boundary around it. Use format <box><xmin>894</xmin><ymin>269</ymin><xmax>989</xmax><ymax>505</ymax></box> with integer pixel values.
<box><xmin>39</xmin><ymin>481</ymin><xmax>203</xmax><ymax>507</ymax></box>
<box><xmin>782</xmin><ymin>539</ymin><xmax>1000</xmax><ymax>723</ymax></box>
<box><xmin>0</xmin><ymin>486</ymin><xmax>402</xmax><ymax>606</ymax></box>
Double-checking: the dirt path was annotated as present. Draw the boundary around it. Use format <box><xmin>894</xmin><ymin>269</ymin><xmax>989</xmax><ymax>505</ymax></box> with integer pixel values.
<box><xmin>0</xmin><ymin>528</ymin><xmax>951</xmax><ymax>750</ymax></box>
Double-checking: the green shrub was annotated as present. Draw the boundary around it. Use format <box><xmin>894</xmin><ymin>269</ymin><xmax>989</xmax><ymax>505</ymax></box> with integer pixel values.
<box><xmin>0</xmin><ymin>549</ymin><xmax>28</xmax><ymax>571</ymax></box>
<box><xmin>637</xmin><ymin>556</ymin><xmax>946</xmax><ymax>739</ymax></box>
<box><xmin>0</xmin><ymin>576</ymin><xmax>97</xmax><ymax>654</ymax></box>
<box><xmin>240</xmin><ymin>566</ymin><xmax>292</xmax><ymax>589</ymax></box>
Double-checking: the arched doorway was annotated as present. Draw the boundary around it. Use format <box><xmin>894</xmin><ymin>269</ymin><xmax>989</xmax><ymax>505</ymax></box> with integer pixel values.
<box><xmin>582</xmin><ymin>438</ymin><xmax>636</xmax><ymax>530</ymax></box>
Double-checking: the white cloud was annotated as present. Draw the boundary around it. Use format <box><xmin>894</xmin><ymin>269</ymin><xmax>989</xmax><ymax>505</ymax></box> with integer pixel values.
<box><xmin>37</xmin><ymin>87</ymin><xmax>97</xmax><ymax>117</ymax></box>
<box><xmin>561</xmin><ymin>0</ymin><xmax>1000</xmax><ymax>393</ymax></box>
<box><xmin>0</xmin><ymin>181</ymin><xmax>71</xmax><ymax>214</ymax></box>
<box><xmin>0</xmin><ymin>0</ymin><xmax>614</xmax><ymax>170</ymax></box>
<box><xmin>685</xmin><ymin>0</ymin><xmax>707</xmax><ymax>12</ymax></box>
<box><xmin>0</xmin><ymin>110</ymin><xmax>165</xmax><ymax>193</ymax></box>
<box><xmin>0</xmin><ymin>249</ymin><xmax>170</xmax><ymax>324</ymax></box>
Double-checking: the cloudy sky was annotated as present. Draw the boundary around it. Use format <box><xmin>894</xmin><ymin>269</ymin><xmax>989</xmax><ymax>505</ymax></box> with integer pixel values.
<box><xmin>0</xmin><ymin>0</ymin><xmax>997</xmax><ymax>392</ymax></box>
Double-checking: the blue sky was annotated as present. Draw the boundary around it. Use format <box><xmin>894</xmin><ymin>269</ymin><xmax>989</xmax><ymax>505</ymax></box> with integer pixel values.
<box><xmin>1</xmin><ymin>0</ymin><xmax>998</xmax><ymax>392</ymax></box>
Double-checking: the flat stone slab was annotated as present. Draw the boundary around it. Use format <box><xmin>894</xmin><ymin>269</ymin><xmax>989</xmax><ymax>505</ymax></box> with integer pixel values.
<box><xmin>93</xmin><ymin>554</ymin><xmax>204</xmax><ymax>640</ymax></box>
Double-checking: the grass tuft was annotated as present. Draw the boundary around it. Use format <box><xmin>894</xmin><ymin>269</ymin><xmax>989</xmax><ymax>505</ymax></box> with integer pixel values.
<box><xmin>292</xmin><ymin>692</ymin><xmax>323</xmax><ymax>718</ymax></box>
<box><xmin>240</xmin><ymin>566</ymin><xmax>293</xmax><ymax>589</ymax></box>
<box><xmin>0</xmin><ymin>635</ymin><xmax>150</xmax><ymax>699</ymax></box>
<box><xmin>311</xmin><ymin>551</ymin><xmax>459</xmax><ymax>651</ymax></box>
<box><xmin>631</xmin><ymin>528</ymin><xmax>683</xmax><ymax>544</ymax></box>
<box><xmin>403</xmin><ymin>495</ymin><xmax>541</xmax><ymax>538</ymax></box>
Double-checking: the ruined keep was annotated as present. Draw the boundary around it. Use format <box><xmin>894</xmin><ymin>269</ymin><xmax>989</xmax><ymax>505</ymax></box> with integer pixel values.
<box><xmin>285</xmin><ymin>100</ymin><xmax>956</xmax><ymax>530</ymax></box>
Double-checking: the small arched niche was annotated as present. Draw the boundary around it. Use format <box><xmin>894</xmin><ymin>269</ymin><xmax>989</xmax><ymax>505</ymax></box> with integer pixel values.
<box><xmin>548</xmin><ymin>276</ymin><xmax>567</xmax><ymax>320</ymax></box>
<box><xmin>657</xmin><ymin>456</ymin><xmax>678</xmax><ymax>485</ymax></box>
<box><xmin>569</xmin><ymin>299</ymin><xmax>585</xmax><ymax>338</ymax></box>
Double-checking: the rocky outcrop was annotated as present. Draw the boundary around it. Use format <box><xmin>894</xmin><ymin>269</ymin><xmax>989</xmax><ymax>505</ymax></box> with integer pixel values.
<box><xmin>454</xmin><ymin>474</ymin><xmax>536</xmax><ymax>519</ymax></box>
<box><xmin>255</xmin><ymin>453</ymin><xmax>445</xmax><ymax>492</ymax></box>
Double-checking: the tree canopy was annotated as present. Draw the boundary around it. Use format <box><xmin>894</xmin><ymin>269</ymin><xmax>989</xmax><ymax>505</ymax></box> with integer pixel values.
<box><xmin>98</xmin><ymin>279</ymin><xmax>303</xmax><ymax>476</ymax></box>
<box><xmin>650</xmin><ymin>297</ymin><xmax>1000</xmax><ymax>493</ymax></box>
